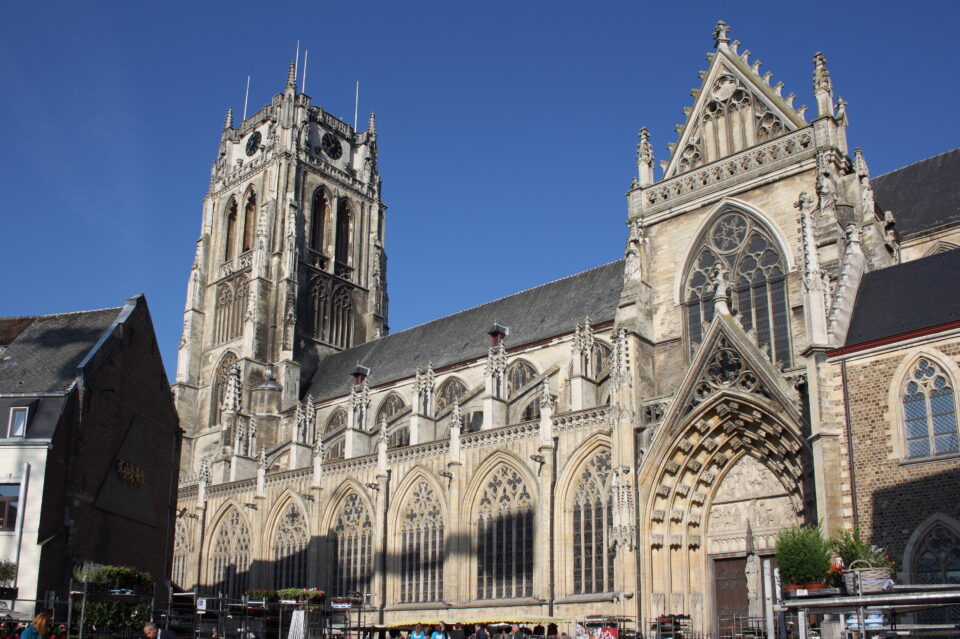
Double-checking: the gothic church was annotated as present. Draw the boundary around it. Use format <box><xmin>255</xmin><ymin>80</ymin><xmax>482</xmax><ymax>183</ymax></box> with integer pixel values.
<box><xmin>173</xmin><ymin>22</ymin><xmax>960</xmax><ymax>635</ymax></box>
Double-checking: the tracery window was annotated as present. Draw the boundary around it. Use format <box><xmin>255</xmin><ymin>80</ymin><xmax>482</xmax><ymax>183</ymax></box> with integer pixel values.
<box><xmin>211</xmin><ymin>353</ymin><xmax>238</xmax><ymax>425</ymax></box>
<box><xmin>520</xmin><ymin>399</ymin><xmax>541</xmax><ymax>422</ymax></box>
<box><xmin>684</xmin><ymin>211</ymin><xmax>791</xmax><ymax>367</ymax></box>
<box><xmin>273</xmin><ymin>503</ymin><xmax>309</xmax><ymax>588</ymax></box>
<box><xmin>172</xmin><ymin>520</ymin><xmax>189</xmax><ymax>589</ymax></box>
<box><xmin>399</xmin><ymin>481</ymin><xmax>444</xmax><ymax>603</ymax></box>
<box><xmin>572</xmin><ymin>449</ymin><xmax>614</xmax><ymax>594</ymax></box>
<box><xmin>333</xmin><ymin>494</ymin><xmax>373</xmax><ymax>597</ymax></box>
<box><xmin>330</xmin><ymin>286</ymin><xmax>352</xmax><ymax>349</ymax></box>
<box><xmin>324</xmin><ymin>410</ymin><xmax>346</xmax><ymax>461</ymax></box>
<box><xmin>591</xmin><ymin>341</ymin><xmax>612</xmax><ymax>378</ymax></box>
<box><xmin>335</xmin><ymin>199</ymin><xmax>352</xmax><ymax>266</ymax></box>
<box><xmin>506</xmin><ymin>360</ymin><xmax>537</xmax><ymax>398</ymax></box>
<box><xmin>224</xmin><ymin>199</ymin><xmax>238</xmax><ymax>261</ymax></box>
<box><xmin>375</xmin><ymin>393</ymin><xmax>409</xmax><ymax>447</ymax></box>
<box><xmin>242</xmin><ymin>191</ymin><xmax>257</xmax><ymax>253</ymax></box>
<box><xmin>476</xmin><ymin>465</ymin><xmax>534</xmax><ymax>600</ymax></box>
<box><xmin>913</xmin><ymin>523</ymin><xmax>960</xmax><ymax>623</ymax></box>
<box><xmin>214</xmin><ymin>283</ymin><xmax>234</xmax><ymax>344</ymax></box>
<box><xmin>311</xmin><ymin>279</ymin><xmax>330</xmax><ymax>342</ymax></box>
<box><xmin>902</xmin><ymin>359</ymin><xmax>959</xmax><ymax>459</ymax></box>
<box><xmin>311</xmin><ymin>188</ymin><xmax>327</xmax><ymax>253</ymax></box>
<box><xmin>435</xmin><ymin>378</ymin><xmax>467</xmax><ymax>413</ymax></box>
<box><xmin>209</xmin><ymin>508</ymin><xmax>251</xmax><ymax>597</ymax></box>
<box><xmin>214</xmin><ymin>276</ymin><xmax>248</xmax><ymax>344</ymax></box>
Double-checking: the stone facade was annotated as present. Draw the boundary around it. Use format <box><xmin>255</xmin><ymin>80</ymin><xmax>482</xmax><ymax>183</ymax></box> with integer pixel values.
<box><xmin>173</xmin><ymin>22</ymin><xmax>958</xmax><ymax>636</ymax></box>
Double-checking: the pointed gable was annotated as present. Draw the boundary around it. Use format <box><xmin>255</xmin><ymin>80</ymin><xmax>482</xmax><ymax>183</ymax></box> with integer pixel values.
<box><xmin>662</xmin><ymin>21</ymin><xmax>808</xmax><ymax>180</ymax></box>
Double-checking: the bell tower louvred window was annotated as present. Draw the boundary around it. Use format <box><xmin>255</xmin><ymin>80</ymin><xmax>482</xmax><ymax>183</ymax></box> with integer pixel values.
<box><xmin>242</xmin><ymin>191</ymin><xmax>256</xmax><ymax>252</ymax></box>
<box><xmin>311</xmin><ymin>189</ymin><xmax>327</xmax><ymax>253</ymax></box>
<box><xmin>224</xmin><ymin>199</ymin><xmax>238</xmax><ymax>261</ymax></box>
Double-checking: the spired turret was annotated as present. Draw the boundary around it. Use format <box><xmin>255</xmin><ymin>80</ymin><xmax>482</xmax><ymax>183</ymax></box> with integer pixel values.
<box><xmin>174</xmin><ymin>62</ymin><xmax>387</xmax><ymax>479</ymax></box>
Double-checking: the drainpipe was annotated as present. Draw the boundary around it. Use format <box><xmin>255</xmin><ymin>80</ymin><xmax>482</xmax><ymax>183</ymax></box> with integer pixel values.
<box><xmin>840</xmin><ymin>360</ymin><xmax>859</xmax><ymax>528</ymax></box>
<box><xmin>13</xmin><ymin>462</ymin><xmax>30</xmax><ymax>589</ymax></box>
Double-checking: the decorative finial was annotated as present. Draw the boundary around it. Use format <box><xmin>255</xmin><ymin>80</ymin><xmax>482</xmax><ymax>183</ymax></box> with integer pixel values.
<box><xmin>286</xmin><ymin>61</ymin><xmax>297</xmax><ymax>89</ymax></box>
<box><xmin>712</xmin><ymin>20</ymin><xmax>731</xmax><ymax>47</ymax></box>
<box><xmin>854</xmin><ymin>148</ymin><xmax>870</xmax><ymax>178</ymax></box>
<box><xmin>813</xmin><ymin>52</ymin><xmax>834</xmax><ymax>118</ymax></box>
<box><xmin>257</xmin><ymin>446</ymin><xmax>267</xmax><ymax>470</ymax></box>
<box><xmin>368</xmin><ymin>112</ymin><xmax>376</xmax><ymax>136</ymax></box>
<box><xmin>224</xmin><ymin>107</ymin><xmax>234</xmax><ymax>130</ymax></box>
<box><xmin>637</xmin><ymin>127</ymin><xmax>655</xmax><ymax>187</ymax></box>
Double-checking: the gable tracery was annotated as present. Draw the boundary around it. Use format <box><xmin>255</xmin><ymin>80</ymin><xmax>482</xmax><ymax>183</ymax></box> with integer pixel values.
<box><xmin>687</xmin><ymin>336</ymin><xmax>772</xmax><ymax>414</ymax></box>
<box><xmin>684</xmin><ymin>210</ymin><xmax>791</xmax><ymax>366</ymax></box>
<box><xmin>398</xmin><ymin>480</ymin><xmax>444</xmax><ymax>603</ymax></box>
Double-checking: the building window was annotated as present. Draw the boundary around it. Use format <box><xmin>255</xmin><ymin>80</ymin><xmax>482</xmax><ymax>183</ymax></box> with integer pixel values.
<box><xmin>224</xmin><ymin>199</ymin><xmax>238</xmax><ymax>261</ymax></box>
<box><xmin>324</xmin><ymin>410</ymin><xmax>347</xmax><ymax>461</ymax></box>
<box><xmin>0</xmin><ymin>485</ymin><xmax>19</xmax><ymax>531</ymax></box>
<box><xmin>506</xmin><ymin>360</ymin><xmax>537</xmax><ymax>398</ymax></box>
<box><xmin>214</xmin><ymin>276</ymin><xmax>248</xmax><ymax>344</ymax></box>
<box><xmin>311</xmin><ymin>189</ymin><xmax>327</xmax><ymax>252</ymax></box>
<box><xmin>209</xmin><ymin>508</ymin><xmax>251</xmax><ymax>597</ymax></box>
<box><xmin>572</xmin><ymin>449</ymin><xmax>614</xmax><ymax>594</ymax></box>
<box><xmin>435</xmin><ymin>378</ymin><xmax>467</xmax><ymax>413</ymax></box>
<box><xmin>330</xmin><ymin>287</ymin><xmax>352</xmax><ymax>349</ymax></box>
<box><xmin>399</xmin><ymin>481</ymin><xmax>444</xmax><ymax>603</ymax></box>
<box><xmin>242</xmin><ymin>191</ymin><xmax>257</xmax><ymax>253</ymax></box>
<box><xmin>684</xmin><ymin>211</ymin><xmax>791</xmax><ymax>367</ymax></box>
<box><xmin>273</xmin><ymin>503</ymin><xmax>309</xmax><ymax>589</ymax></box>
<box><xmin>7</xmin><ymin>408</ymin><xmax>27</xmax><ymax>438</ymax></box>
<box><xmin>172</xmin><ymin>520</ymin><xmax>189</xmax><ymax>589</ymax></box>
<box><xmin>912</xmin><ymin>523</ymin><xmax>960</xmax><ymax>623</ymax></box>
<box><xmin>476</xmin><ymin>464</ymin><xmax>534</xmax><ymax>600</ymax></box>
<box><xmin>211</xmin><ymin>353</ymin><xmax>238</xmax><ymax>426</ymax></box>
<box><xmin>335</xmin><ymin>199</ymin><xmax>352</xmax><ymax>267</ymax></box>
<box><xmin>520</xmin><ymin>400</ymin><xmax>541</xmax><ymax>422</ymax></box>
<box><xmin>333</xmin><ymin>494</ymin><xmax>372</xmax><ymax>597</ymax></box>
<box><xmin>902</xmin><ymin>358</ymin><xmax>959</xmax><ymax>458</ymax></box>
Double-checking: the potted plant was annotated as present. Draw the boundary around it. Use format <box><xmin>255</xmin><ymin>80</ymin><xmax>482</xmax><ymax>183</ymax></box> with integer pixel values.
<box><xmin>832</xmin><ymin>528</ymin><xmax>895</xmax><ymax>593</ymax></box>
<box><xmin>0</xmin><ymin>560</ymin><xmax>17</xmax><ymax>600</ymax></box>
<box><xmin>775</xmin><ymin>526</ymin><xmax>832</xmax><ymax>593</ymax></box>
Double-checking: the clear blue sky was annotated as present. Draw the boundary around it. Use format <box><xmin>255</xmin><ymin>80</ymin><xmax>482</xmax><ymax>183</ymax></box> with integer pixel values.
<box><xmin>2</xmin><ymin>1</ymin><xmax>957</xmax><ymax>382</ymax></box>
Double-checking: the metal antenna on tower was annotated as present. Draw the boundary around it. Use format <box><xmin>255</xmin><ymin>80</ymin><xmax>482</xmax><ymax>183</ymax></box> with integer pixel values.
<box><xmin>354</xmin><ymin>81</ymin><xmax>359</xmax><ymax>130</ymax></box>
<box><xmin>302</xmin><ymin>50</ymin><xmax>308</xmax><ymax>95</ymax></box>
<box><xmin>242</xmin><ymin>76</ymin><xmax>250</xmax><ymax>122</ymax></box>
<box><xmin>294</xmin><ymin>40</ymin><xmax>300</xmax><ymax>86</ymax></box>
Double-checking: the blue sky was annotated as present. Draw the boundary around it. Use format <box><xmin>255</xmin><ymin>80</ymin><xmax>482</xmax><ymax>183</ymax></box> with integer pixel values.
<box><xmin>2</xmin><ymin>1</ymin><xmax>957</xmax><ymax>381</ymax></box>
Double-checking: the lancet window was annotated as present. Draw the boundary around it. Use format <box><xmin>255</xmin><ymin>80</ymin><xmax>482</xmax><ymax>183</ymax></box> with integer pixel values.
<box><xmin>506</xmin><ymin>360</ymin><xmax>537</xmax><ymax>398</ymax></box>
<box><xmin>211</xmin><ymin>353</ymin><xmax>238</xmax><ymax>425</ymax></box>
<box><xmin>209</xmin><ymin>508</ymin><xmax>251</xmax><ymax>597</ymax></box>
<box><xmin>241</xmin><ymin>191</ymin><xmax>256</xmax><ymax>253</ymax></box>
<box><xmin>172</xmin><ymin>520</ymin><xmax>189</xmax><ymax>589</ymax></box>
<box><xmin>311</xmin><ymin>188</ymin><xmax>327</xmax><ymax>253</ymax></box>
<box><xmin>214</xmin><ymin>275</ymin><xmax>248</xmax><ymax>344</ymax></box>
<box><xmin>273</xmin><ymin>503</ymin><xmax>309</xmax><ymax>588</ymax></box>
<box><xmin>476</xmin><ymin>465</ymin><xmax>534</xmax><ymax>600</ymax></box>
<box><xmin>224</xmin><ymin>199</ymin><xmax>238</xmax><ymax>261</ymax></box>
<box><xmin>335</xmin><ymin>199</ymin><xmax>352</xmax><ymax>267</ymax></box>
<box><xmin>376</xmin><ymin>393</ymin><xmax>408</xmax><ymax>447</ymax></box>
<box><xmin>684</xmin><ymin>211</ymin><xmax>791</xmax><ymax>366</ymax></box>
<box><xmin>913</xmin><ymin>523</ymin><xmax>960</xmax><ymax>623</ymax></box>
<box><xmin>572</xmin><ymin>449</ymin><xmax>614</xmax><ymax>594</ymax></box>
<box><xmin>333</xmin><ymin>494</ymin><xmax>373</xmax><ymax>597</ymax></box>
<box><xmin>324</xmin><ymin>410</ymin><xmax>346</xmax><ymax>461</ymax></box>
<box><xmin>329</xmin><ymin>287</ymin><xmax>352</xmax><ymax>349</ymax></box>
<box><xmin>435</xmin><ymin>378</ymin><xmax>467</xmax><ymax>413</ymax></box>
<box><xmin>902</xmin><ymin>359</ymin><xmax>959</xmax><ymax>459</ymax></box>
<box><xmin>311</xmin><ymin>279</ymin><xmax>330</xmax><ymax>342</ymax></box>
<box><xmin>399</xmin><ymin>481</ymin><xmax>445</xmax><ymax>603</ymax></box>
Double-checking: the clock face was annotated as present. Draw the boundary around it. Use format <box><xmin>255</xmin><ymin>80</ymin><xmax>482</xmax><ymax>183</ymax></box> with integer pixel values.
<box><xmin>321</xmin><ymin>133</ymin><xmax>343</xmax><ymax>160</ymax></box>
<box><xmin>245</xmin><ymin>131</ymin><xmax>262</xmax><ymax>156</ymax></box>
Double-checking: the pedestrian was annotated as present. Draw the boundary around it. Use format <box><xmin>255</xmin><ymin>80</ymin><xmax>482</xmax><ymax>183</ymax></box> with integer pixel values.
<box><xmin>411</xmin><ymin>625</ymin><xmax>427</xmax><ymax>639</ymax></box>
<box><xmin>432</xmin><ymin>622</ymin><xmax>448</xmax><ymax>639</ymax></box>
<box><xmin>20</xmin><ymin>613</ymin><xmax>49</xmax><ymax>639</ymax></box>
<box><xmin>448</xmin><ymin>623</ymin><xmax>466</xmax><ymax>639</ymax></box>
<box><xmin>475</xmin><ymin>624</ymin><xmax>488</xmax><ymax>639</ymax></box>
<box><xmin>143</xmin><ymin>622</ymin><xmax>177</xmax><ymax>639</ymax></box>
<box><xmin>509</xmin><ymin>625</ymin><xmax>523</xmax><ymax>639</ymax></box>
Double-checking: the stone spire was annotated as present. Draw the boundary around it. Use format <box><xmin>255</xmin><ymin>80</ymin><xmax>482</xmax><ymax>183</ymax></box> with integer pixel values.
<box><xmin>222</xmin><ymin>363</ymin><xmax>242</xmax><ymax>413</ymax></box>
<box><xmin>286</xmin><ymin>61</ymin><xmax>297</xmax><ymax>91</ymax></box>
<box><xmin>224</xmin><ymin>107</ymin><xmax>234</xmax><ymax>130</ymax></box>
<box><xmin>637</xmin><ymin>127</ymin><xmax>655</xmax><ymax>186</ymax></box>
<box><xmin>368</xmin><ymin>112</ymin><xmax>377</xmax><ymax>137</ymax></box>
<box><xmin>813</xmin><ymin>52</ymin><xmax>834</xmax><ymax>118</ymax></box>
<box><xmin>854</xmin><ymin>147</ymin><xmax>870</xmax><ymax>178</ymax></box>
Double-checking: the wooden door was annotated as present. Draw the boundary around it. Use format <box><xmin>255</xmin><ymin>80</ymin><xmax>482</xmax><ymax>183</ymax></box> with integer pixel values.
<box><xmin>714</xmin><ymin>556</ymin><xmax>748</xmax><ymax>635</ymax></box>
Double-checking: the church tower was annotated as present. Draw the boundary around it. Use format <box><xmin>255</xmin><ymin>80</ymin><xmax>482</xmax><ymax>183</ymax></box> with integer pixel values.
<box><xmin>174</xmin><ymin>62</ymin><xmax>387</xmax><ymax>479</ymax></box>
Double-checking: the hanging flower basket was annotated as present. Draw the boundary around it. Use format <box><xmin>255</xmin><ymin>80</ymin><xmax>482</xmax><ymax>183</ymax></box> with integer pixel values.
<box><xmin>842</xmin><ymin>559</ymin><xmax>892</xmax><ymax>594</ymax></box>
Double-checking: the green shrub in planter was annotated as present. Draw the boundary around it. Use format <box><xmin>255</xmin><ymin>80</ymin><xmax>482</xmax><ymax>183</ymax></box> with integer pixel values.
<box><xmin>0</xmin><ymin>561</ymin><xmax>16</xmax><ymax>587</ymax></box>
<box><xmin>775</xmin><ymin>526</ymin><xmax>832</xmax><ymax>586</ymax></box>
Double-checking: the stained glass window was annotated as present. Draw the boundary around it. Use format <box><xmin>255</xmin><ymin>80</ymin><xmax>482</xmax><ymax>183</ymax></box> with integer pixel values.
<box><xmin>506</xmin><ymin>360</ymin><xmax>537</xmax><ymax>398</ymax></box>
<box><xmin>333</xmin><ymin>494</ymin><xmax>373</xmax><ymax>597</ymax></box>
<box><xmin>436</xmin><ymin>378</ymin><xmax>467</xmax><ymax>413</ymax></box>
<box><xmin>476</xmin><ymin>465</ymin><xmax>534</xmax><ymax>600</ymax></box>
<box><xmin>902</xmin><ymin>359</ymin><xmax>959</xmax><ymax>458</ymax></box>
<box><xmin>914</xmin><ymin>523</ymin><xmax>960</xmax><ymax>623</ymax></box>
<box><xmin>273</xmin><ymin>503</ymin><xmax>309</xmax><ymax>588</ymax></box>
<box><xmin>572</xmin><ymin>449</ymin><xmax>614</xmax><ymax>594</ymax></box>
<box><xmin>210</xmin><ymin>509</ymin><xmax>251</xmax><ymax>597</ymax></box>
<box><xmin>399</xmin><ymin>481</ymin><xmax>444</xmax><ymax>603</ymax></box>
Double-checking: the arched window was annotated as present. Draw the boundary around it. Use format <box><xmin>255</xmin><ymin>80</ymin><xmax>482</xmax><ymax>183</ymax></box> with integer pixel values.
<box><xmin>572</xmin><ymin>449</ymin><xmax>614</xmax><ymax>594</ymax></box>
<box><xmin>335</xmin><ymin>199</ymin><xmax>352</xmax><ymax>266</ymax></box>
<box><xmin>902</xmin><ymin>358</ymin><xmax>959</xmax><ymax>458</ymax></box>
<box><xmin>375</xmin><ymin>393</ymin><xmax>406</xmax><ymax>427</ymax></box>
<box><xmin>912</xmin><ymin>523</ymin><xmax>960</xmax><ymax>623</ymax></box>
<box><xmin>311</xmin><ymin>189</ymin><xmax>327</xmax><ymax>253</ymax></box>
<box><xmin>399</xmin><ymin>481</ymin><xmax>444</xmax><ymax>603</ymax></box>
<box><xmin>684</xmin><ymin>211</ymin><xmax>791</xmax><ymax>366</ymax></box>
<box><xmin>591</xmin><ymin>341</ymin><xmax>612</xmax><ymax>378</ymax></box>
<box><xmin>520</xmin><ymin>399</ymin><xmax>541</xmax><ymax>422</ymax></box>
<box><xmin>324</xmin><ymin>410</ymin><xmax>347</xmax><ymax>461</ymax></box>
<box><xmin>214</xmin><ymin>283</ymin><xmax>234</xmax><ymax>344</ymax></box>
<box><xmin>224</xmin><ymin>199</ymin><xmax>238</xmax><ymax>260</ymax></box>
<box><xmin>476</xmin><ymin>464</ymin><xmax>534</xmax><ymax>599</ymax></box>
<box><xmin>330</xmin><ymin>287</ymin><xmax>352</xmax><ymax>349</ymax></box>
<box><xmin>506</xmin><ymin>360</ymin><xmax>537</xmax><ymax>398</ymax></box>
<box><xmin>311</xmin><ymin>280</ymin><xmax>329</xmax><ymax>341</ymax></box>
<box><xmin>209</xmin><ymin>508</ymin><xmax>251</xmax><ymax>597</ymax></box>
<box><xmin>333</xmin><ymin>494</ymin><xmax>373</xmax><ymax>597</ymax></box>
<box><xmin>242</xmin><ymin>191</ymin><xmax>257</xmax><ymax>253</ymax></box>
<box><xmin>273</xmin><ymin>503</ymin><xmax>309</xmax><ymax>589</ymax></box>
<box><xmin>232</xmin><ymin>277</ymin><xmax>249</xmax><ymax>338</ymax></box>
<box><xmin>211</xmin><ymin>353</ymin><xmax>238</xmax><ymax>425</ymax></box>
<box><xmin>435</xmin><ymin>378</ymin><xmax>467</xmax><ymax>413</ymax></box>
<box><xmin>172</xmin><ymin>520</ymin><xmax>189</xmax><ymax>589</ymax></box>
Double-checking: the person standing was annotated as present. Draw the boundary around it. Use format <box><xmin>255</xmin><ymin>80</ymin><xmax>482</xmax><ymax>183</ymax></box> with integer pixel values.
<box><xmin>475</xmin><ymin>624</ymin><xmax>488</xmax><ymax>639</ymax></box>
<box><xmin>411</xmin><ymin>625</ymin><xmax>426</xmax><ymax>639</ymax></box>
<box><xmin>448</xmin><ymin>623</ymin><xmax>466</xmax><ymax>639</ymax></box>
<box><xmin>20</xmin><ymin>613</ymin><xmax>49</xmax><ymax>639</ymax></box>
<box><xmin>431</xmin><ymin>622</ymin><xmax>448</xmax><ymax>639</ymax></box>
<box><xmin>143</xmin><ymin>622</ymin><xmax>177</xmax><ymax>639</ymax></box>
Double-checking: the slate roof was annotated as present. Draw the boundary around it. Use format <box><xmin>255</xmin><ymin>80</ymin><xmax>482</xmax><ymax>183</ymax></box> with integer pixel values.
<box><xmin>872</xmin><ymin>147</ymin><xmax>960</xmax><ymax>239</ymax></box>
<box><xmin>0</xmin><ymin>307</ymin><xmax>123</xmax><ymax>394</ymax></box>
<box><xmin>306</xmin><ymin>260</ymin><xmax>625</xmax><ymax>401</ymax></box>
<box><xmin>844</xmin><ymin>249</ymin><xmax>960</xmax><ymax>347</ymax></box>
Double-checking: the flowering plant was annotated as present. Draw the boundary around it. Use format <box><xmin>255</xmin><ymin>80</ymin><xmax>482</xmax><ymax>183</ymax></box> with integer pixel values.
<box><xmin>832</xmin><ymin>528</ymin><xmax>895</xmax><ymax>571</ymax></box>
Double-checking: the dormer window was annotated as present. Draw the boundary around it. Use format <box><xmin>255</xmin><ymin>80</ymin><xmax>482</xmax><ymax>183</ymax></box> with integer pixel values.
<box><xmin>7</xmin><ymin>408</ymin><xmax>27</xmax><ymax>438</ymax></box>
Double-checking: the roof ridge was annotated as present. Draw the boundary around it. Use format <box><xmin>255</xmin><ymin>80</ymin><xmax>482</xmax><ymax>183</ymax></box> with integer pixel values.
<box><xmin>0</xmin><ymin>306</ymin><xmax>124</xmax><ymax>322</ymax></box>
<box><xmin>873</xmin><ymin>146</ymin><xmax>960</xmax><ymax>180</ymax></box>
<box><xmin>381</xmin><ymin>259</ymin><xmax>624</xmax><ymax>339</ymax></box>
